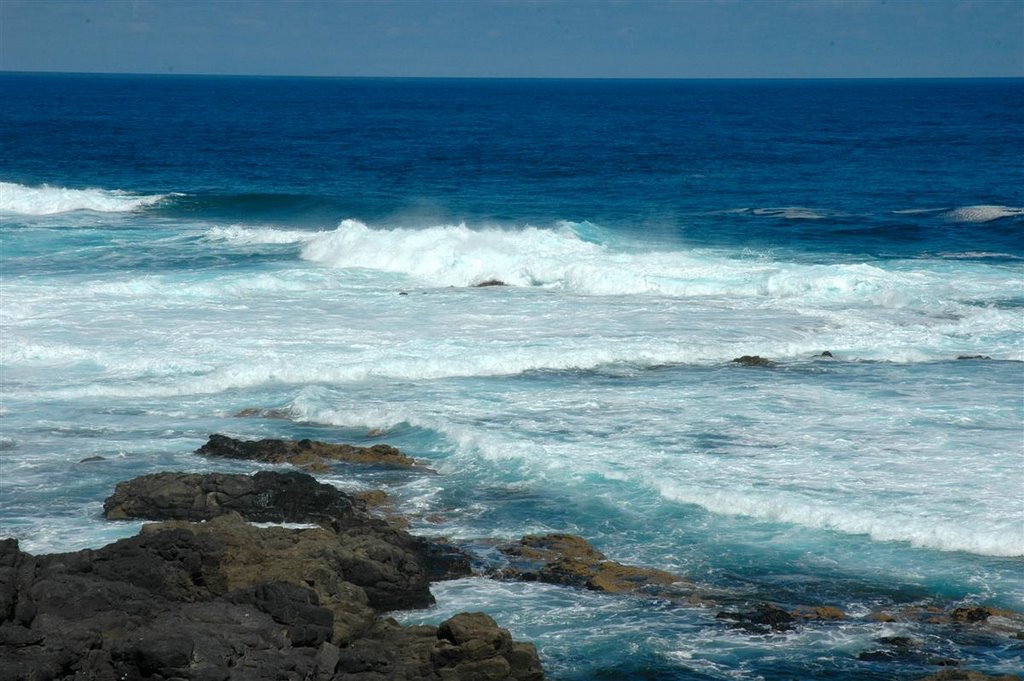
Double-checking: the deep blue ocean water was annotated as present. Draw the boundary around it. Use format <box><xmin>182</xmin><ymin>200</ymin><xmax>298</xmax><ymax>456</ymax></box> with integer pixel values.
<box><xmin>1</xmin><ymin>73</ymin><xmax>1022</xmax><ymax>679</ymax></box>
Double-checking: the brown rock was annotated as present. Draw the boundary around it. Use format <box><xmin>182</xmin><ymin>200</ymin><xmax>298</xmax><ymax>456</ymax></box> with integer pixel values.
<box><xmin>234</xmin><ymin>407</ymin><xmax>293</xmax><ymax>419</ymax></box>
<box><xmin>792</xmin><ymin>605</ymin><xmax>845</xmax><ymax>620</ymax></box>
<box><xmin>498</xmin><ymin>533</ymin><xmax>690</xmax><ymax>596</ymax></box>
<box><xmin>918</xmin><ymin>670</ymin><xmax>1021</xmax><ymax>681</ymax></box>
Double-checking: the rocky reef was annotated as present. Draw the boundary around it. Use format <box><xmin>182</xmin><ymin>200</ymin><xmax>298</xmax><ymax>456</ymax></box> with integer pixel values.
<box><xmin>196</xmin><ymin>433</ymin><xmax>420</xmax><ymax>471</ymax></box>
<box><xmin>0</xmin><ymin>446</ymin><xmax>540</xmax><ymax>681</ymax></box>
<box><xmin>494</xmin><ymin>533</ymin><xmax>691</xmax><ymax>596</ymax></box>
<box><xmin>0</xmin><ymin>524</ymin><xmax>540</xmax><ymax>681</ymax></box>
<box><xmin>3</xmin><ymin>433</ymin><xmax>1020</xmax><ymax>681</ymax></box>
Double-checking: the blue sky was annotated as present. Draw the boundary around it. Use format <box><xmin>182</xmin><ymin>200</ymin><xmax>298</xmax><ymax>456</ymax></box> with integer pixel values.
<box><xmin>1</xmin><ymin>0</ymin><xmax>1021</xmax><ymax>78</ymax></box>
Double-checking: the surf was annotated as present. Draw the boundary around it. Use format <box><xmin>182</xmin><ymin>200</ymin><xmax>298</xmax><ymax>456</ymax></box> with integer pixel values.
<box><xmin>0</xmin><ymin>181</ymin><xmax>169</xmax><ymax>215</ymax></box>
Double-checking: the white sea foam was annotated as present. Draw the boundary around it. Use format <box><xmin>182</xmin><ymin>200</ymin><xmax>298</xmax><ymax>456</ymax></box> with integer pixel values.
<box><xmin>943</xmin><ymin>205</ymin><xmax>1024</xmax><ymax>223</ymax></box>
<box><xmin>0</xmin><ymin>181</ymin><xmax>168</xmax><ymax>215</ymax></box>
<box><xmin>0</xmin><ymin>339</ymin><xmax>93</xmax><ymax>365</ymax></box>
<box><xmin>656</xmin><ymin>483</ymin><xmax>1024</xmax><ymax>557</ymax></box>
<box><xmin>302</xmin><ymin>219</ymin><xmax>602</xmax><ymax>288</ymax></box>
<box><xmin>299</xmin><ymin>219</ymin><xmax>1011</xmax><ymax>308</ymax></box>
<box><xmin>203</xmin><ymin>225</ymin><xmax>320</xmax><ymax>245</ymax></box>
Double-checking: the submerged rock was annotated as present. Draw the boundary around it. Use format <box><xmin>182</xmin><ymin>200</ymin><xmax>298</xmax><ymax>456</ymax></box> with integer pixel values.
<box><xmin>792</xmin><ymin>605</ymin><xmax>845</xmax><ymax>620</ymax></box>
<box><xmin>196</xmin><ymin>433</ymin><xmax>418</xmax><ymax>470</ymax></box>
<box><xmin>233</xmin><ymin>407</ymin><xmax>293</xmax><ymax>419</ymax></box>
<box><xmin>716</xmin><ymin>603</ymin><xmax>796</xmax><ymax>632</ymax></box>
<box><xmin>918</xmin><ymin>671</ymin><xmax>1021</xmax><ymax>681</ymax></box>
<box><xmin>496</xmin><ymin>533</ymin><xmax>690</xmax><ymax>596</ymax></box>
<box><xmin>731</xmin><ymin>355</ymin><xmax>776</xmax><ymax>367</ymax></box>
<box><xmin>869</xmin><ymin>604</ymin><xmax>1021</xmax><ymax>629</ymax></box>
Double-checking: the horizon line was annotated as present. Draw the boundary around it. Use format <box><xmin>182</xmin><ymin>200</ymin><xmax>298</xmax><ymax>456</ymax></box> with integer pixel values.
<box><xmin>2</xmin><ymin>69</ymin><xmax>1021</xmax><ymax>82</ymax></box>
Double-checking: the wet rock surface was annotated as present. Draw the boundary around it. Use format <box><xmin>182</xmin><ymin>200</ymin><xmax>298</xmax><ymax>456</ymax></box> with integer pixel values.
<box><xmin>104</xmin><ymin>470</ymin><xmax>365</xmax><ymax>524</ymax></box>
<box><xmin>918</xmin><ymin>671</ymin><xmax>1022</xmax><ymax>681</ymax></box>
<box><xmin>1</xmin><ymin>473</ymin><xmax>539</xmax><ymax>681</ymax></box>
<box><xmin>731</xmin><ymin>355</ymin><xmax>776</xmax><ymax>367</ymax></box>
<box><xmin>103</xmin><ymin>471</ymin><xmax>472</xmax><ymax>605</ymax></box>
<box><xmin>494</xmin><ymin>533</ymin><xmax>692</xmax><ymax>596</ymax></box>
<box><xmin>196</xmin><ymin>433</ymin><xmax>419</xmax><ymax>471</ymax></box>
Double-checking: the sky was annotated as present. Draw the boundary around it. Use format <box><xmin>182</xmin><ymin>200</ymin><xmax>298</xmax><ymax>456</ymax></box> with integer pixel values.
<box><xmin>1</xmin><ymin>0</ymin><xmax>1022</xmax><ymax>79</ymax></box>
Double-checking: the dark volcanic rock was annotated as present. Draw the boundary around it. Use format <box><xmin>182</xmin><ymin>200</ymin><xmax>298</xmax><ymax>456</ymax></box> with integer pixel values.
<box><xmin>335</xmin><ymin>613</ymin><xmax>543</xmax><ymax>681</ymax></box>
<box><xmin>497</xmin><ymin>533</ymin><xmax>690</xmax><ymax>596</ymax></box>
<box><xmin>103</xmin><ymin>470</ymin><xmax>363</xmax><ymax>524</ymax></box>
<box><xmin>717</xmin><ymin>603</ymin><xmax>797</xmax><ymax>632</ymax></box>
<box><xmin>0</xmin><ymin>516</ymin><xmax>542</xmax><ymax>681</ymax></box>
<box><xmin>197</xmin><ymin>432</ymin><xmax>418</xmax><ymax>470</ymax></box>
<box><xmin>103</xmin><ymin>471</ymin><xmax>473</xmax><ymax>611</ymax></box>
<box><xmin>731</xmin><ymin>355</ymin><xmax>776</xmax><ymax>367</ymax></box>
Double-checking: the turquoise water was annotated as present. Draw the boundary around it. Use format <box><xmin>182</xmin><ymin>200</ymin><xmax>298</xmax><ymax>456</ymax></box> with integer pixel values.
<box><xmin>1</xmin><ymin>74</ymin><xmax>1022</xmax><ymax>679</ymax></box>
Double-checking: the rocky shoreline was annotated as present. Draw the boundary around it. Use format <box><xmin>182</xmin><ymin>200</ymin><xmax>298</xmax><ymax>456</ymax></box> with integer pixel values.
<box><xmin>2</xmin><ymin>434</ymin><xmax>1021</xmax><ymax>680</ymax></box>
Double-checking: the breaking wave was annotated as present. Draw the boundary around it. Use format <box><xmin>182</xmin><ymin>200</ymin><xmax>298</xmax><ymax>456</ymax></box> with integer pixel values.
<box><xmin>0</xmin><ymin>181</ymin><xmax>169</xmax><ymax>215</ymax></box>
<box><xmin>298</xmin><ymin>219</ymin><xmax>1010</xmax><ymax>308</ymax></box>
<box><xmin>657</xmin><ymin>483</ymin><xmax>1024</xmax><ymax>557</ymax></box>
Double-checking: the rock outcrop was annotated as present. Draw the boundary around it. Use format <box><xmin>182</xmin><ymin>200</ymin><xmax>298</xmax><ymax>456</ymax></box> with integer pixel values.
<box><xmin>103</xmin><ymin>471</ymin><xmax>472</xmax><ymax>602</ymax></box>
<box><xmin>495</xmin><ymin>533</ymin><xmax>691</xmax><ymax>596</ymax></box>
<box><xmin>104</xmin><ymin>470</ymin><xmax>365</xmax><ymax>524</ymax></box>
<box><xmin>0</xmin><ymin>524</ymin><xmax>543</xmax><ymax>681</ymax></box>
<box><xmin>196</xmin><ymin>433</ymin><xmax>418</xmax><ymax>471</ymax></box>
<box><xmin>731</xmin><ymin>355</ymin><xmax>776</xmax><ymax>367</ymax></box>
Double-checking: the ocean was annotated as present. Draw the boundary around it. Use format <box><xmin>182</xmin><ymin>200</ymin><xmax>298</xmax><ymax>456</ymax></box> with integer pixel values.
<box><xmin>0</xmin><ymin>73</ymin><xmax>1021</xmax><ymax>679</ymax></box>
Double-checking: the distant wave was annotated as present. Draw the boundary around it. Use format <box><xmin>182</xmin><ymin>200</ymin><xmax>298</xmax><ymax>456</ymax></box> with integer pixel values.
<box><xmin>936</xmin><ymin>251</ymin><xmax>1024</xmax><ymax>261</ymax></box>
<box><xmin>891</xmin><ymin>207</ymin><xmax>950</xmax><ymax>215</ymax></box>
<box><xmin>724</xmin><ymin>207</ymin><xmax>831</xmax><ymax>220</ymax></box>
<box><xmin>0</xmin><ymin>181</ymin><xmax>169</xmax><ymax>215</ymax></box>
<box><xmin>943</xmin><ymin>205</ymin><xmax>1024</xmax><ymax>223</ymax></box>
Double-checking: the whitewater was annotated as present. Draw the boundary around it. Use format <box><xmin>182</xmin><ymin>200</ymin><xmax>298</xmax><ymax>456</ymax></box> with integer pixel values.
<box><xmin>1</xmin><ymin>75</ymin><xmax>1022</xmax><ymax>680</ymax></box>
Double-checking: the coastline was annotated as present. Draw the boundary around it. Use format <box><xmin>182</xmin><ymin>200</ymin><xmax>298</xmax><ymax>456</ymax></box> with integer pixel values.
<box><xmin>2</xmin><ymin>433</ymin><xmax>1020</xmax><ymax>681</ymax></box>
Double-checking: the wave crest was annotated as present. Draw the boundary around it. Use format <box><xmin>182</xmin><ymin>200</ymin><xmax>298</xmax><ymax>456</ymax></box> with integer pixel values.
<box><xmin>302</xmin><ymin>219</ymin><xmax>603</xmax><ymax>288</ymax></box>
<box><xmin>943</xmin><ymin>205</ymin><xmax>1024</xmax><ymax>223</ymax></box>
<box><xmin>0</xmin><ymin>181</ymin><xmax>168</xmax><ymax>215</ymax></box>
<box><xmin>298</xmin><ymin>219</ymin><xmax>954</xmax><ymax>307</ymax></box>
<box><xmin>657</xmin><ymin>482</ymin><xmax>1023</xmax><ymax>557</ymax></box>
